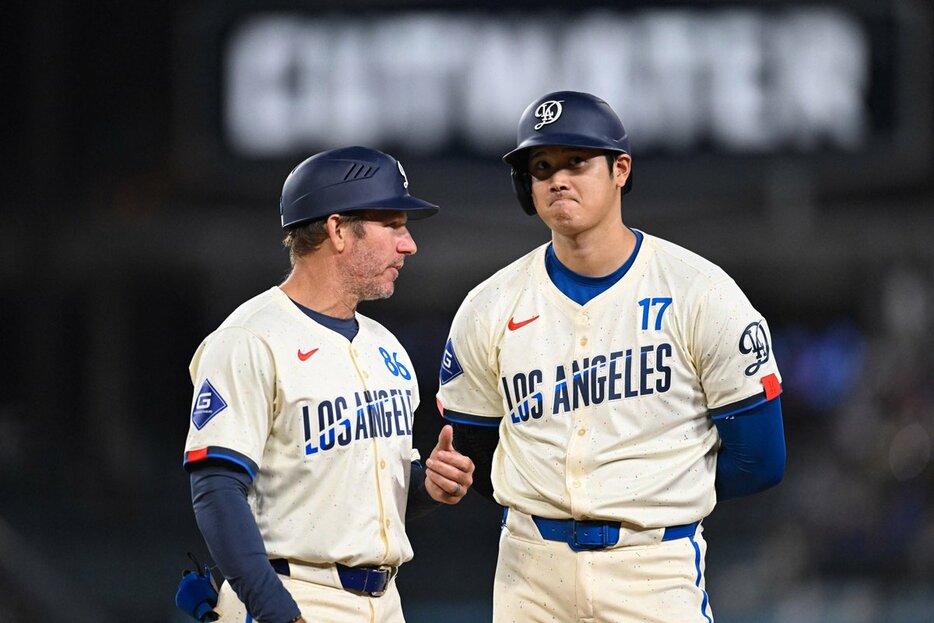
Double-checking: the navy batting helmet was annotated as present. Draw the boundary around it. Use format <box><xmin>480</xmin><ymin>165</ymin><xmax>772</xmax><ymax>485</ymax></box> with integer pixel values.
<box><xmin>503</xmin><ymin>91</ymin><xmax>632</xmax><ymax>215</ymax></box>
<box><xmin>280</xmin><ymin>146</ymin><xmax>439</xmax><ymax>228</ymax></box>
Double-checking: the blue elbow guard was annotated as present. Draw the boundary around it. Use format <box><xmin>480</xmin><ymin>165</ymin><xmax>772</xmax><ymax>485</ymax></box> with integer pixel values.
<box><xmin>176</xmin><ymin>555</ymin><xmax>220</xmax><ymax>622</ymax></box>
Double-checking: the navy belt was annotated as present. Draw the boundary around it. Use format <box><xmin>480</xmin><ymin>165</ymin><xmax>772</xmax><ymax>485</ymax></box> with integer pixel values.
<box><xmin>270</xmin><ymin>559</ymin><xmax>397</xmax><ymax>596</ymax></box>
<box><xmin>531</xmin><ymin>516</ymin><xmax>698</xmax><ymax>552</ymax></box>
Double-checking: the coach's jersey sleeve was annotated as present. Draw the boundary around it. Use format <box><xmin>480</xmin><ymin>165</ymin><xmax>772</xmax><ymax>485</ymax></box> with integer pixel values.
<box><xmin>184</xmin><ymin>327</ymin><xmax>276</xmax><ymax>477</ymax></box>
<box><xmin>693</xmin><ymin>278</ymin><xmax>782</xmax><ymax>419</ymax></box>
<box><xmin>436</xmin><ymin>293</ymin><xmax>504</xmax><ymax>426</ymax></box>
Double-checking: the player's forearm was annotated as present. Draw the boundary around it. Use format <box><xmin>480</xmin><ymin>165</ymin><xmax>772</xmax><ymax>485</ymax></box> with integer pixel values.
<box><xmin>713</xmin><ymin>397</ymin><xmax>786</xmax><ymax>501</ymax></box>
<box><xmin>191</xmin><ymin>464</ymin><xmax>303</xmax><ymax>623</ymax></box>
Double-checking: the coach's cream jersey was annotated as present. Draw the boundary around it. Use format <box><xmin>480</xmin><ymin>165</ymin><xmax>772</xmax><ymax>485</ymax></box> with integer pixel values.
<box><xmin>437</xmin><ymin>233</ymin><xmax>781</xmax><ymax>528</ymax></box>
<box><xmin>184</xmin><ymin>286</ymin><xmax>420</xmax><ymax>568</ymax></box>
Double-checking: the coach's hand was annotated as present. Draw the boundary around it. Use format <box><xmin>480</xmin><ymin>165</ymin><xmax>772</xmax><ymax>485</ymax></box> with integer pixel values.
<box><xmin>425</xmin><ymin>425</ymin><xmax>474</xmax><ymax>504</ymax></box>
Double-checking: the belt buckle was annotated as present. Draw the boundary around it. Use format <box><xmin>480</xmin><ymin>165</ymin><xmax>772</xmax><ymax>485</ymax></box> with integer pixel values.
<box><xmin>571</xmin><ymin>519</ymin><xmax>606</xmax><ymax>549</ymax></box>
<box><xmin>571</xmin><ymin>520</ymin><xmax>605</xmax><ymax>550</ymax></box>
<box><xmin>369</xmin><ymin>565</ymin><xmax>397</xmax><ymax>597</ymax></box>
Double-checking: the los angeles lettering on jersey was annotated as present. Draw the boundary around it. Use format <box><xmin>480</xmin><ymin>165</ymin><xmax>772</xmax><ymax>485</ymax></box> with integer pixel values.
<box><xmin>303</xmin><ymin>388</ymin><xmax>414</xmax><ymax>455</ymax></box>
<box><xmin>502</xmin><ymin>344</ymin><xmax>672</xmax><ymax>423</ymax></box>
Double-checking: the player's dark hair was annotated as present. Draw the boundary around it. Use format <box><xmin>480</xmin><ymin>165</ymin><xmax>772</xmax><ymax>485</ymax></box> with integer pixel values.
<box><xmin>283</xmin><ymin>213</ymin><xmax>367</xmax><ymax>265</ymax></box>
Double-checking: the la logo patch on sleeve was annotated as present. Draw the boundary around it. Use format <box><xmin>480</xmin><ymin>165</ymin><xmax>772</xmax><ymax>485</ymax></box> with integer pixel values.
<box><xmin>439</xmin><ymin>339</ymin><xmax>463</xmax><ymax>385</ymax></box>
<box><xmin>191</xmin><ymin>379</ymin><xmax>228</xmax><ymax>429</ymax></box>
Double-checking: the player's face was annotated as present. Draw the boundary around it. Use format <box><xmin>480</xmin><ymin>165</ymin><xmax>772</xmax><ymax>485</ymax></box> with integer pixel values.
<box><xmin>344</xmin><ymin>210</ymin><xmax>417</xmax><ymax>301</ymax></box>
<box><xmin>527</xmin><ymin>147</ymin><xmax>630</xmax><ymax>236</ymax></box>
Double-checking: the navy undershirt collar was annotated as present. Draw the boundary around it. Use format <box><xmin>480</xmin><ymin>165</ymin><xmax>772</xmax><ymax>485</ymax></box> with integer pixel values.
<box><xmin>545</xmin><ymin>229</ymin><xmax>644</xmax><ymax>305</ymax></box>
<box><xmin>290</xmin><ymin>299</ymin><xmax>359</xmax><ymax>341</ymax></box>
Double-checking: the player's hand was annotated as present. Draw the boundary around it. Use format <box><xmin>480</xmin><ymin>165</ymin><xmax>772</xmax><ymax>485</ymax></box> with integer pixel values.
<box><xmin>425</xmin><ymin>424</ymin><xmax>474</xmax><ymax>504</ymax></box>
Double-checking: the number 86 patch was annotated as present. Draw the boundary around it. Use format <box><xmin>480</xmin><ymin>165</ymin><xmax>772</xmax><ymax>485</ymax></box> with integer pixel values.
<box><xmin>379</xmin><ymin>347</ymin><xmax>412</xmax><ymax>380</ymax></box>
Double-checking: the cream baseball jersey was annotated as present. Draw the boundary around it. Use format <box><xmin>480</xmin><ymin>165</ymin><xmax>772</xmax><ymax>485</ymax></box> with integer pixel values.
<box><xmin>184</xmin><ymin>286</ymin><xmax>420</xmax><ymax>568</ymax></box>
<box><xmin>437</xmin><ymin>232</ymin><xmax>782</xmax><ymax>528</ymax></box>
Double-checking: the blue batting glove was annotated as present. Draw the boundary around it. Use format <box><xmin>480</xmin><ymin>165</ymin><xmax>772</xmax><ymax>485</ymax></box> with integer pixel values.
<box><xmin>176</xmin><ymin>564</ymin><xmax>219</xmax><ymax>622</ymax></box>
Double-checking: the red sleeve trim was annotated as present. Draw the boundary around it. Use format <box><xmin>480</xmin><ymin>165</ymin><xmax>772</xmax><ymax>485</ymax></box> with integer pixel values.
<box><xmin>186</xmin><ymin>447</ymin><xmax>209</xmax><ymax>463</ymax></box>
<box><xmin>762</xmin><ymin>373</ymin><xmax>782</xmax><ymax>401</ymax></box>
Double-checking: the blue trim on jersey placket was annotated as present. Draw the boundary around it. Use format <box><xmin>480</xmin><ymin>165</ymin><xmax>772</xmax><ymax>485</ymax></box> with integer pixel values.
<box><xmin>690</xmin><ymin>535</ymin><xmax>713</xmax><ymax>623</ymax></box>
<box><xmin>290</xmin><ymin>298</ymin><xmax>359</xmax><ymax>341</ymax></box>
<box><xmin>545</xmin><ymin>228</ymin><xmax>644</xmax><ymax>306</ymax></box>
<box><xmin>441</xmin><ymin>409</ymin><xmax>502</xmax><ymax>427</ymax></box>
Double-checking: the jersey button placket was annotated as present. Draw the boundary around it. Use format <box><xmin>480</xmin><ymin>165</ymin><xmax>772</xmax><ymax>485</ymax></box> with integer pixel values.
<box><xmin>349</xmin><ymin>344</ymin><xmax>391</xmax><ymax>559</ymax></box>
<box><xmin>574</xmin><ymin>312</ymin><xmax>591</xmax><ymax>354</ymax></box>
<box><xmin>567</xmin><ymin>311</ymin><xmax>592</xmax><ymax>515</ymax></box>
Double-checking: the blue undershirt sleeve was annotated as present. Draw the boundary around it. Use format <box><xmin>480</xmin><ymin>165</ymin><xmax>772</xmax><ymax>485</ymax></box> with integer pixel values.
<box><xmin>190</xmin><ymin>463</ymin><xmax>302</xmax><ymax>623</ymax></box>
<box><xmin>713</xmin><ymin>397</ymin><xmax>786</xmax><ymax>501</ymax></box>
<box><xmin>451</xmin><ymin>421</ymin><xmax>498</xmax><ymax>502</ymax></box>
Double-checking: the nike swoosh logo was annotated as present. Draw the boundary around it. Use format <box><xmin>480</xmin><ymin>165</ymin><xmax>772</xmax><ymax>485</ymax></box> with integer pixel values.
<box><xmin>507</xmin><ymin>315</ymin><xmax>540</xmax><ymax>331</ymax></box>
<box><xmin>297</xmin><ymin>348</ymin><xmax>319</xmax><ymax>361</ymax></box>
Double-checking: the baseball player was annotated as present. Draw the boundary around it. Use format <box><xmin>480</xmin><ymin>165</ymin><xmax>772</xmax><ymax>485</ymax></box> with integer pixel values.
<box><xmin>183</xmin><ymin>146</ymin><xmax>475</xmax><ymax>623</ymax></box>
<box><xmin>437</xmin><ymin>91</ymin><xmax>786</xmax><ymax>622</ymax></box>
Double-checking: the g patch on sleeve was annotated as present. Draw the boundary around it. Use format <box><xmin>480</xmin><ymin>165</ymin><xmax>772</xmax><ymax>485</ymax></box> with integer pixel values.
<box><xmin>191</xmin><ymin>379</ymin><xmax>228</xmax><ymax>429</ymax></box>
<box><xmin>439</xmin><ymin>338</ymin><xmax>464</xmax><ymax>385</ymax></box>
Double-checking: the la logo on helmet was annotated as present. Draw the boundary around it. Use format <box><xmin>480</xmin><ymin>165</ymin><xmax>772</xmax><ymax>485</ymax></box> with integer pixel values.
<box><xmin>534</xmin><ymin>100</ymin><xmax>563</xmax><ymax>130</ymax></box>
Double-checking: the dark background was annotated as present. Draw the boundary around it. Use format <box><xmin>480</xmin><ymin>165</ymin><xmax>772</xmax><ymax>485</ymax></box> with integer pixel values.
<box><xmin>1</xmin><ymin>1</ymin><xmax>933</xmax><ymax>622</ymax></box>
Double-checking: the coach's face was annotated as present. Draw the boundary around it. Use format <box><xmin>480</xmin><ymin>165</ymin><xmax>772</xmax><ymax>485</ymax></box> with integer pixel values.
<box><xmin>344</xmin><ymin>210</ymin><xmax>417</xmax><ymax>301</ymax></box>
<box><xmin>527</xmin><ymin>146</ymin><xmax>630</xmax><ymax>236</ymax></box>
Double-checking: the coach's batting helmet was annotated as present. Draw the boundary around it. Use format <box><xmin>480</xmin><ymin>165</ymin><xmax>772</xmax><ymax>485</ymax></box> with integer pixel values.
<box><xmin>503</xmin><ymin>91</ymin><xmax>632</xmax><ymax>215</ymax></box>
<box><xmin>280</xmin><ymin>146</ymin><xmax>439</xmax><ymax>228</ymax></box>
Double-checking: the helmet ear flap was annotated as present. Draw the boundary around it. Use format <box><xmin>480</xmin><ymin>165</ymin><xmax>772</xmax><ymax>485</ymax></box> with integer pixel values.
<box><xmin>510</xmin><ymin>169</ymin><xmax>536</xmax><ymax>216</ymax></box>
